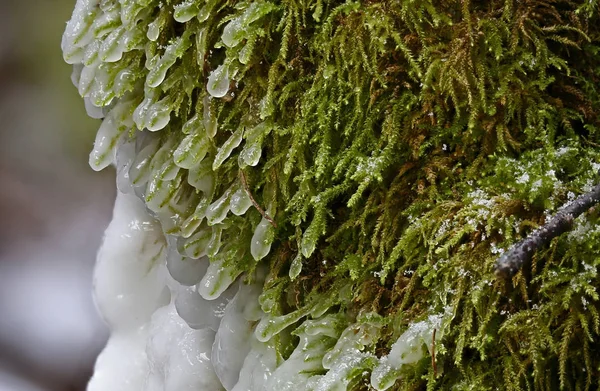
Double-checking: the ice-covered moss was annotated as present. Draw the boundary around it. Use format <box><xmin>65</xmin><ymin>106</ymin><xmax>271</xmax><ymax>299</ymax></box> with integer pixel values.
<box><xmin>64</xmin><ymin>0</ymin><xmax>600</xmax><ymax>389</ymax></box>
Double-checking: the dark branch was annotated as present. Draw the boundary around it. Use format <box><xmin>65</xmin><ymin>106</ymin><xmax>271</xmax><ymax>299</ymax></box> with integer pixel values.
<box><xmin>495</xmin><ymin>182</ymin><xmax>600</xmax><ymax>278</ymax></box>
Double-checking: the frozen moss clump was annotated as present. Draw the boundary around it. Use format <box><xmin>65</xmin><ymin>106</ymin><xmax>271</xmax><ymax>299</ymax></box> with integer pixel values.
<box><xmin>64</xmin><ymin>0</ymin><xmax>600</xmax><ymax>389</ymax></box>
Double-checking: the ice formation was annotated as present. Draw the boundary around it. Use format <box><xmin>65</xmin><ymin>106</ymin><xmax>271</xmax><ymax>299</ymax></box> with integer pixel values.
<box><xmin>62</xmin><ymin>1</ymin><xmax>448</xmax><ymax>390</ymax></box>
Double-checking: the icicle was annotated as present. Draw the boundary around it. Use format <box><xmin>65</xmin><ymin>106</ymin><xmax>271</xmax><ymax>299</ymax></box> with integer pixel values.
<box><xmin>88</xmin><ymin>64</ymin><xmax>115</xmax><ymax>107</ymax></box>
<box><xmin>173</xmin><ymin>131</ymin><xmax>210</xmax><ymax>169</ymax></box>
<box><xmin>188</xmin><ymin>160</ymin><xmax>215</xmax><ymax>194</ymax></box>
<box><xmin>221</xmin><ymin>2</ymin><xmax>276</xmax><ymax>48</ymax></box>
<box><xmin>322</xmin><ymin>319</ymin><xmax>381</xmax><ymax>370</ymax></box>
<box><xmin>301</xmin><ymin>230</ymin><xmax>317</xmax><ymax>258</ymax></box>
<box><xmin>239</xmin><ymin>141</ymin><xmax>262</xmax><ymax>167</ymax></box>
<box><xmin>207</xmin><ymin>225</ymin><xmax>224</xmax><ymax>257</ymax></box>
<box><xmin>115</xmin><ymin>136</ymin><xmax>135</xmax><ymax>194</ymax></box>
<box><xmin>205</xmin><ymin>185</ymin><xmax>235</xmax><ymax>226</ymax></box>
<box><xmin>229</xmin><ymin>187</ymin><xmax>252</xmax><ymax>216</ymax></box>
<box><xmin>238</xmin><ymin>38</ymin><xmax>255</xmax><ymax>64</ymax></box>
<box><xmin>203</xmin><ymin>95</ymin><xmax>218</xmax><ymax>137</ymax></box>
<box><xmin>182</xmin><ymin>113</ymin><xmax>203</xmax><ymax>134</ymax></box>
<box><xmin>78</xmin><ymin>64</ymin><xmax>98</xmax><ymax>97</ymax></box>
<box><xmin>195</xmin><ymin>27</ymin><xmax>207</xmax><ymax>66</ymax></box>
<box><xmin>254</xmin><ymin>308</ymin><xmax>310</xmax><ymax>342</ymax></box>
<box><xmin>129</xmin><ymin>138</ymin><xmax>160</xmax><ymax>187</ymax></box>
<box><xmin>62</xmin><ymin>0</ymin><xmax>99</xmax><ymax>64</ymax></box>
<box><xmin>289</xmin><ymin>253</ymin><xmax>303</xmax><ymax>280</ymax></box>
<box><xmin>231</xmin><ymin>338</ymin><xmax>278</xmax><ymax>391</ymax></box>
<box><xmin>145</xmin><ymin>173</ymin><xmax>181</xmax><ymax>213</ymax></box>
<box><xmin>213</xmin><ymin>128</ymin><xmax>244</xmax><ymax>170</ymax></box>
<box><xmin>313</xmin><ymin>352</ymin><xmax>374</xmax><ymax>391</ymax></box>
<box><xmin>147</xmin><ymin>11</ymin><xmax>167</xmax><ymax>42</ymax></box>
<box><xmin>89</xmin><ymin>102</ymin><xmax>131</xmax><ymax>171</ymax></box>
<box><xmin>166</xmin><ymin>247</ymin><xmax>209</xmax><ymax>286</ymax></box>
<box><xmin>146</xmin><ymin>32</ymin><xmax>191</xmax><ymax>87</ymax></box>
<box><xmin>84</xmin><ymin>97</ymin><xmax>105</xmax><ymax>119</ymax></box>
<box><xmin>93</xmin><ymin>191</ymin><xmax>168</xmax><ymax>329</ymax></box>
<box><xmin>99</xmin><ymin>25</ymin><xmax>126</xmax><ymax>62</ymax></box>
<box><xmin>146</xmin><ymin>101</ymin><xmax>172</xmax><ymax>131</ymax></box>
<box><xmin>174</xmin><ymin>282</ymin><xmax>237</xmax><ymax>330</ymax></box>
<box><xmin>92</xmin><ymin>5</ymin><xmax>120</xmax><ymax>38</ymax></box>
<box><xmin>251</xmin><ymin>217</ymin><xmax>274</xmax><ymax>261</ymax></box>
<box><xmin>182</xmin><ymin>227</ymin><xmax>212</xmax><ymax>259</ymax></box>
<box><xmin>212</xmin><ymin>279</ymin><xmax>264</xmax><ymax>390</ymax></box>
<box><xmin>113</xmin><ymin>68</ymin><xmax>136</xmax><ymax>96</ymax></box>
<box><xmin>198</xmin><ymin>256</ymin><xmax>242</xmax><ymax>300</ymax></box>
<box><xmin>70</xmin><ymin>63</ymin><xmax>84</xmax><ymax>87</ymax></box>
<box><xmin>180</xmin><ymin>197</ymin><xmax>210</xmax><ymax>238</ymax></box>
<box><xmin>174</xmin><ymin>1</ymin><xmax>200</xmax><ymax>23</ymax></box>
<box><xmin>133</xmin><ymin>93</ymin><xmax>155</xmax><ymax>130</ymax></box>
<box><xmin>207</xmin><ymin>64</ymin><xmax>230</xmax><ymax>98</ymax></box>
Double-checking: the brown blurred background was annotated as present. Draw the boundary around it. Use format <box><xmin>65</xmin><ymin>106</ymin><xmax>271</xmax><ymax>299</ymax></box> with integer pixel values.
<box><xmin>0</xmin><ymin>1</ymin><xmax>115</xmax><ymax>390</ymax></box>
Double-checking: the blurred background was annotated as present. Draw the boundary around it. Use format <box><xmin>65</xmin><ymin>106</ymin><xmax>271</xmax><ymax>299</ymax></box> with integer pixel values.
<box><xmin>0</xmin><ymin>1</ymin><xmax>114</xmax><ymax>390</ymax></box>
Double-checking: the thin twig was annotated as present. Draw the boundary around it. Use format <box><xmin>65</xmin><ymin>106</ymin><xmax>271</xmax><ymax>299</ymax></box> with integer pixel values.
<box><xmin>431</xmin><ymin>328</ymin><xmax>437</xmax><ymax>377</ymax></box>
<box><xmin>239</xmin><ymin>169</ymin><xmax>277</xmax><ymax>228</ymax></box>
<box><xmin>495</xmin><ymin>181</ymin><xmax>600</xmax><ymax>278</ymax></box>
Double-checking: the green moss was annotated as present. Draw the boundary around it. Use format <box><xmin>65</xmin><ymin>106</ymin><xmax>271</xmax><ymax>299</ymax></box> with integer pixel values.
<box><xmin>64</xmin><ymin>0</ymin><xmax>600</xmax><ymax>389</ymax></box>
